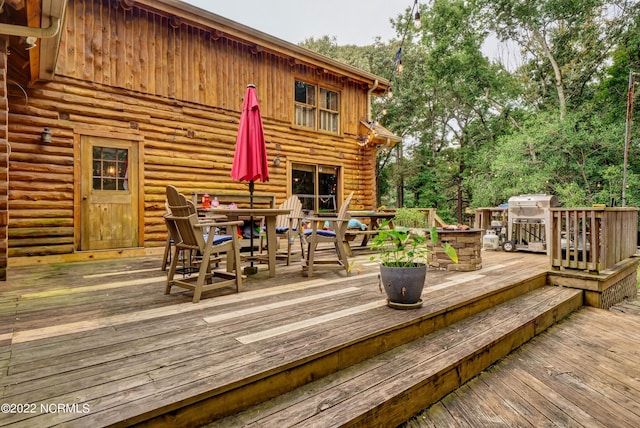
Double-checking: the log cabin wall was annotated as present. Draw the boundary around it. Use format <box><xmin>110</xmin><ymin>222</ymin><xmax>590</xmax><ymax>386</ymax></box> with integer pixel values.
<box><xmin>5</xmin><ymin>0</ymin><xmax>384</xmax><ymax>260</ymax></box>
<box><xmin>0</xmin><ymin>38</ymin><xmax>8</xmax><ymax>277</ymax></box>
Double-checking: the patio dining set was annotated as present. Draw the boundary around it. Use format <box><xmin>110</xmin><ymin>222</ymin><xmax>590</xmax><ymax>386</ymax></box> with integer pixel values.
<box><xmin>163</xmin><ymin>186</ymin><xmax>385</xmax><ymax>303</ymax></box>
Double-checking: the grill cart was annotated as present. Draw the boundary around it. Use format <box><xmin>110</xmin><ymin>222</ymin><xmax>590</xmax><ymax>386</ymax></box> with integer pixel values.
<box><xmin>503</xmin><ymin>194</ymin><xmax>559</xmax><ymax>253</ymax></box>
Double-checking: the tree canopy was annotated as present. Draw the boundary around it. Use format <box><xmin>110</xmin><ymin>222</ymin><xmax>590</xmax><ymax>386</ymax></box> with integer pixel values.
<box><xmin>299</xmin><ymin>0</ymin><xmax>640</xmax><ymax>222</ymax></box>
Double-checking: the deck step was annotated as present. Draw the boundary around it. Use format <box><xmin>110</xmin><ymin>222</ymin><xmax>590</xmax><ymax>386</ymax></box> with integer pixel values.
<box><xmin>207</xmin><ymin>285</ymin><xmax>583</xmax><ymax>427</ymax></box>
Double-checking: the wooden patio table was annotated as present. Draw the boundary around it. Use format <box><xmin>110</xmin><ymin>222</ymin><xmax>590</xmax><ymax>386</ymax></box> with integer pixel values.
<box><xmin>347</xmin><ymin>211</ymin><xmax>396</xmax><ymax>248</ymax></box>
<box><xmin>202</xmin><ymin>207</ymin><xmax>291</xmax><ymax>277</ymax></box>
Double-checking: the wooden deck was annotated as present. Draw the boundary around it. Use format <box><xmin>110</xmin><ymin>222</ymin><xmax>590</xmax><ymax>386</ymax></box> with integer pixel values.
<box><xmin>407</xmin><ymin>304</ymin><xmax>640</xmax><ymax>427</ymax></box>
<box><xmin>0</xmin><ymin>250</ymin><xmax>636</xmax><ymax>426</ymax></box>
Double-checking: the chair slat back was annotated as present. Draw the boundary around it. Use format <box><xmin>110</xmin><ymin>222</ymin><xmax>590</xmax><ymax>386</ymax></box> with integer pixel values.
<box><xmin>338</xmin><ymin>192</ymin><xmax>354</xmax><ymax>219</ymax></box>
<box><xmin>276</xmin><ymin>196</ymin><xmax>303</xmax><ymax>229</ymax></box>
<box><xmin>166</xmin><ymin>185</ymin><xmax>206</xmax><ymax>251</ymax></box>
<box><xmin>333</xmin><ymin>191</ymin><xmax>354</xmax><ymax>235</ymax></box>
<box><xmin>167</xmin><ymin>185</ymin><xmax>195</xmax><ymax>217</ymax></box>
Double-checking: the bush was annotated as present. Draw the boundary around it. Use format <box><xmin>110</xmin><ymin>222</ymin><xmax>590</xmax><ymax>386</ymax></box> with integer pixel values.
<box><xmin>393</xmin><ymin>208</ymin><xmax>429</xmax><ymax>228</ymax></box>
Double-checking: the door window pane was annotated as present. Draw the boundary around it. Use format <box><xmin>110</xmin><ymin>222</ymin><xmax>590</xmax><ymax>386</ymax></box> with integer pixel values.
<box><xmin>292</xmin><ymin>163</ymin><xmax>315</xmax><ymax>212</ymax></box>
<box><xmin>92</xmin><ymin>146</ymin><xmax>129</xmax><ymax>191</ymax></box>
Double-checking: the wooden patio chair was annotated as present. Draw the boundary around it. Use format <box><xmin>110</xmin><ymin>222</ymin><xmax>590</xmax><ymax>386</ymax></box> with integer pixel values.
<box><xmin>299</xmin><ymin>192</ymin><xmax>354</xmax><ymax>277</ymax></box>
<box><xmin>165</xmin><ymin>185</ymin><xmax>243</xmax><ymax>303</ymax></box>
<box><xmin>259</xmin><ymin>195</ymin><xmax>304</xmax><ymax>266</ymax></box>
<box><xmin>162</xmin><ymin>199</ymin><xmax>226</xmax><ymax>271</ymax></box>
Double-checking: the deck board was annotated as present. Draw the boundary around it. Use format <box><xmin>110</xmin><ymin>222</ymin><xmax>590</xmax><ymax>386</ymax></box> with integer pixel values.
<box><xmin>0</xmin><ymin>251</ymin><xmax>550</xmax><ymax>427</ymax></box>
<box><xmin>232</xmin><ymin>287</ymin><xmax>580</xmax><ymax>428</ymax></box>
<box><xmin>0</xmin><ymin>250</ymin><xmax>636</xmax><ymax>427</ymax></box>
<box><xmin>411</xmin><ymin>306</ymin><xmax>640</xmax><ymax>427</ymax></box>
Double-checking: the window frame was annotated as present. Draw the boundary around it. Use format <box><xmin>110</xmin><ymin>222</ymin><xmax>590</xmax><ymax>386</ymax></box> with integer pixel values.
<box><xmin>290</xmin><ymin>161</ymin><xmax>342</xmax><ymax>214</ymax></box>
<box><xmin>294</xmin><ymin>79</ymin><xmax>340</xmax><ymax>134</ymax></box>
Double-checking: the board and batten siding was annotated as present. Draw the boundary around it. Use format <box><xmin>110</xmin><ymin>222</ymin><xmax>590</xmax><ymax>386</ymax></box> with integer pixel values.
<box><xmin>58</xmin><ymin>0</ymin><xmax>370</xmax><ymax>134</ymax></box>
<box><xmin>6</xmin><ymin>0</ymin><xmax>380</xmax><ymax>258</ymax></box>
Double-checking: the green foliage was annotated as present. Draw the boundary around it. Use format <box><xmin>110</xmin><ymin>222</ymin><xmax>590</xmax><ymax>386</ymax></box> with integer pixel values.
<box><xmin>300</xmin><ymin>0</ymin><xmax>640</xmax><ymax>219</ymax></box>
<box><xmin>369</xmin><ymin>221</ymin><xmax>458</xmax><ymax>268</ymax></box>
<box><xmin>393</xmin><ymin>208</ymin><xmax>429</xmax><ymax>228</ymax></box>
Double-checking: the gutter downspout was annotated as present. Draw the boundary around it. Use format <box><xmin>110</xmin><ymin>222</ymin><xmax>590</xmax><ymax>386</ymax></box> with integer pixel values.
<box><xmin>0</xmin><ymin>16</ymin><xmax>61</xmax><ymax>38</ymax></box>
<box><xmin>367</xmin><ymin>79</ymin><xmax>379</xmax><ymax>122</ymax></box>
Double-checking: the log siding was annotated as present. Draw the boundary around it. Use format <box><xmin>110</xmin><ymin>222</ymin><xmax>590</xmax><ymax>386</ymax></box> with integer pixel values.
<box><xmin>5</xmin><ymin>0</ymin><xmax>385</xmax><ymax>259</ymax></box>
<box><xmin>0</xmin><ymin>39</ymin><xmax>8</xmax><ymax>277</ymax></box>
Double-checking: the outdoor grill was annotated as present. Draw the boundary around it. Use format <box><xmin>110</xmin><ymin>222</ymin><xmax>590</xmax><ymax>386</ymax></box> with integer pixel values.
<box><xmin>504</xmin><ymin>194</ymin><xmax>559</xmax><ymax>253</ymax></box>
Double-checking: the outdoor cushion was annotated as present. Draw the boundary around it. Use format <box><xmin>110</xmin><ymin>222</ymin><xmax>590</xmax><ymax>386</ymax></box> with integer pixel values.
<box><xmin>304</xmin><ymin>229</ymin><xmax>336</xmax><ymax>238</ymax></box>
<box><xmin>262</xmin><ymin>226</ymin><xmax>298</xmax><ymax>234</ymax></box>
<box><xmin>203</xmin><ymin>234</ymin><xmax>233</xmax><ymax>245</ymax></box>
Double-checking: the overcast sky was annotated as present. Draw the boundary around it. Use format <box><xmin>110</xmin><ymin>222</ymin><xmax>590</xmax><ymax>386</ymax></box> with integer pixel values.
<box><xmin>181</xmin><ymin>0</ymin><xmax>409</xmax><ymax>46</ymax></box>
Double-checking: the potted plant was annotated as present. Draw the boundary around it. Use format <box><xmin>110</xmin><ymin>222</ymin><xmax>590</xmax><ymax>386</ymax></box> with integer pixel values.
<box><xmin>370</xmin><ymin>209</ymin><xmax>458</xmax><ymax>309</ymax></box>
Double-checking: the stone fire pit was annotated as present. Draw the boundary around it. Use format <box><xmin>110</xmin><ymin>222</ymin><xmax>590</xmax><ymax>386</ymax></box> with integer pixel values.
<box><xmin>427</xmin><ymin>228</ymin><xmax>483</xmax><ymax>271</ymax></box>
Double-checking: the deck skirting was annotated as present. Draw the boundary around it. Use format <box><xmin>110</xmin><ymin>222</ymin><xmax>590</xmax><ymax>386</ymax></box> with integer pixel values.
<box><xmin>586</xmin><ymin>271</ymin><xmax>637</xmax><ymax>309</ymax></box>
<box><xmin>548</xmin><ymin>256</ymin><xmax>638</xmax><ymax>308</ymax></box>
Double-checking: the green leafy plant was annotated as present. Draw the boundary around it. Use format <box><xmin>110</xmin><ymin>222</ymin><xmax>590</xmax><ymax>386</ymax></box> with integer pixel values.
<box><xmin>369</xmin><ymin>220</ymin><xmax>458</xmax><ymax>268</ymax></box>
<box><xmin>392</xmin><ymin>207</ymin><xmax>429</xmax><ymax>229</ymax></box>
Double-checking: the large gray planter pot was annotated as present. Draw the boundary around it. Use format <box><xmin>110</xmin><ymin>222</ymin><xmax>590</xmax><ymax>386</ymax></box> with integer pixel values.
<box><xmin>379</xmin><ymin>263</ymin><xmax>427</xmax><ymax>309</ymax></box>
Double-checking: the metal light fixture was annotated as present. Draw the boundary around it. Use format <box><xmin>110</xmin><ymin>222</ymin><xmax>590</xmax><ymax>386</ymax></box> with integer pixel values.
<box><xmin>41</xmin><ymin>127</ymin><xmax>51</xmax><ymax>143</ymax></box>
<box><xmin>273</xmin><ymin>155</ymin><xmax>281</xmax><ymax>167</ymax></box>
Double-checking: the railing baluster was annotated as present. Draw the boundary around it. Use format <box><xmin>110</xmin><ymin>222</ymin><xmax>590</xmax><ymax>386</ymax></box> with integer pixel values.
<box><xmin>550</xmin><ymin>207</ymin><xmax>636</xmax><ymax>273</ymax></box>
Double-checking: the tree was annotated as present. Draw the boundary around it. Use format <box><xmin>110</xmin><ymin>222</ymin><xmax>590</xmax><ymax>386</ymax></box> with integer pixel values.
<box><xmin>383</xmin><ymin>0</ymin><xmax>517</xmax><ymax>220</ymax></box>
<box><xmin>299</xmin><ymin>0</ymin><xmax>640</xmax><ymax>220</ymax></box>
<box><xmin>476</xmin><ymin>0</ymin><xmax>640</xmax><ymax>120</ymax></box>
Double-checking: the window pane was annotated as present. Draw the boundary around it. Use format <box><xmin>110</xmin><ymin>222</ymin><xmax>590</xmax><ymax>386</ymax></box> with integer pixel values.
<box><xmin>92</xmin><ymin>146</ymin><xmax>129</xmax><ymax>191</ymax></box>
<box><xmin>295</xmin><ymin>81</ymin><xmax>315</xmax><ymax>105</ymax></box>
<box><xmin>319</xmin><ymin>110</ymin><xmax>339</xmax><ymax>133</ymax></box>
<box><xmin>295</xmin><ymin>105</ymin><xmax>316</xmax><ymax>128</ymax></box>
<box><xmin>320</xmin><ymin>88</ymin><xmax>338</xmax><ymax>111</ymax></box>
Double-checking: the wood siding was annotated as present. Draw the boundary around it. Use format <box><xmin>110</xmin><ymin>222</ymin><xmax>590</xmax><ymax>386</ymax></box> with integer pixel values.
<box><xmin>58</xmin><ymin>0</ymin><xmax>370</xmax><ymax>134</ymax></box>
<box><xmin>5</xmin><ymin>0</ymin><xmax>381</xmax><ymax>258</ymax></box>
<box><xmin>0</xmin><ymin>39</ymin><xmax>8</xmax><ymax>277</ymax></box>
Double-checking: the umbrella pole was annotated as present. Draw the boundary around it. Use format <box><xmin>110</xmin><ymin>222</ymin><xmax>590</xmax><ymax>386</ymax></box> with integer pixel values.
<box><xmin>244</xmin><ymin>181</ymin><xmax>259</xmax><ymax>275</ymax></box>
<box><xmin>249</xmin><ymin>180</ymin><xmax>254</xmax><ymax>264</ymax></box>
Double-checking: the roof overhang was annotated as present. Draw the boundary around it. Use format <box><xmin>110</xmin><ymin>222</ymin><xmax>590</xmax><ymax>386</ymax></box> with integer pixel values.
<box><xmin>359</xmin><ymin>120</ymin><xmax>402</xmax><ymax>150</ymax></box>
<box><xmin>0</xmin><ymin>0</ymin><xmax>68</xmax><ymax>82</ymax></box>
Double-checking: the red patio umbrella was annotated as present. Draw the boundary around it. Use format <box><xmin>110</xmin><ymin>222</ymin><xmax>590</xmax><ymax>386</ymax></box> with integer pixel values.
<box><xmin>231</xmin><ymin>84</ymin><xmax>269</xmax><ymax>185</ymax></box>
<box><xmin>231</xmin><ymin>84</ymin><xmax>269</xmax><ymax>269</ymax></box>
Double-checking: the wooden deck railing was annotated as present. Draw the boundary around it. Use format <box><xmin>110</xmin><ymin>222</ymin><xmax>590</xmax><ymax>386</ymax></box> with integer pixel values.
<box><xmin>549</xmin><ymin>207</ymin><xmax>638</xmax><ymax>273</ymax></box>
